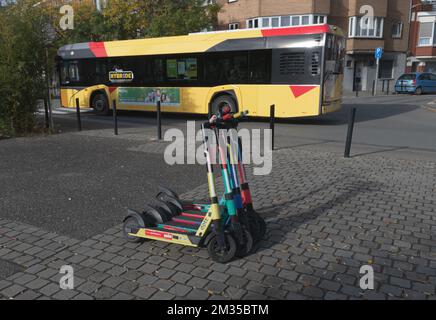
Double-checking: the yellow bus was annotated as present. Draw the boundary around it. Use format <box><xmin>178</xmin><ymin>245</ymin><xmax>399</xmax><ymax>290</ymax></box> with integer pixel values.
<box><xmin>57</xmin><ymin>24</ymin><xmax>345</xmax><ymax>118</ymax></box>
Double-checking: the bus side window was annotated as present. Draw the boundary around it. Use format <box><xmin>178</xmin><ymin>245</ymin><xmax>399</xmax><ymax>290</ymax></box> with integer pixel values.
<box><xmin>249</xmin><ymin>50</ymin><xmax>271</xmax><ymax>84</ymax></box>
<box><xmin>95</xmin><ymin>59</ymin><xmax>108</xmax><ymax>84</ymax></box>
<box><xmin>205</xmin><ymin>52</ymin><xmax>248</xmax><ymax>85</ymax></box>
<box><xmin>165</xmin><ymin>57</ymin><xmax>198</xmax><ymax>81</ymax></box>
<box><xmin>153</xmin><ymin>59</ymin><xmax>164</xmax><ymax>83</ymax></box>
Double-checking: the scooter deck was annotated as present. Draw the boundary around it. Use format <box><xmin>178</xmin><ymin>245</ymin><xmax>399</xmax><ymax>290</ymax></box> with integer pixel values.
<box><xmin>181</xmin><ymin>211</ymin><xmax>207</xmax><ymax>219</ymax></box>
<box><xmin>156</xmin><ymin>213</ymin><xmax>205</xmax><ymax>235</ymax></box>
<box><xmin>157</xmin><ymin>222</ymin><xmax>197</xmax><ymax>234</ymax></box>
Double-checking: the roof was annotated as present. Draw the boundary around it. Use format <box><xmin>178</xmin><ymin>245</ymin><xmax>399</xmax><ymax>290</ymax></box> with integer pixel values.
<box><xmin>58</xmin><ymin>24</ymin><xmax>343</xmax><ymax>60</ymax></box>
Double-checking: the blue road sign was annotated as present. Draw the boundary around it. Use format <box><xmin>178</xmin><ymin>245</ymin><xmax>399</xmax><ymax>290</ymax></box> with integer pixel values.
<box><xmin>375</xmin><ymin>47</ymin><xmax>383</xmax><ymax>60</ymax></box>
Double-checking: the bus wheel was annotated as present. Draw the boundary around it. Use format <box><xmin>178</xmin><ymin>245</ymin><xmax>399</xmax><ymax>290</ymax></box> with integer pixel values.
<box><xmin>92</xmin><ymin>93</ymin><xmax>109</xmax><ymax>116</ymax></box>
<box><xmin>210</xmin><ymin>95</ymin><xmax>237</xmax><ymax>117</ymax></box>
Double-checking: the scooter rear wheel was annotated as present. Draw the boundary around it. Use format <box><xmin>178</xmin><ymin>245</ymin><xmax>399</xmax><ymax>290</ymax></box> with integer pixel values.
<box><xmin>207</xmin><ymin>234</ymin><xmax>237</xmax><ymax>263</ymax></box>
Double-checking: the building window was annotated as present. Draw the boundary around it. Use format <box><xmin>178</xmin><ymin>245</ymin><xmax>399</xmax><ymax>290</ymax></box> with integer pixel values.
<box><xmin>281</xmin><ymin>16</ymin><xmax>290</xmax><ymax>27</ymax></box>
<box><xmin>391</xmin><ymin>22</ymin><xmax>403</xmax><ymax>38</ymax></box>
<box><xmin>247</xmin><ymin>14</ymin><xmax>327</xmax><ymax>29</ymax></box>
<box><xmin>229</xmin><ymin>23</ymin><xmax>239</xmax><ymax>30</ymax></box>
<box><xmin>301</xmin><ymin>16</ymin><xmax>310</xmax><ymax>25</ymax></box>
<box><xmin>348</xmin><ymin>16</ymin><xmax>384</xmax><ymax>38</ymax></box>
<box><xmin>271</xmin><ymin>17</ymin><xmax>280</xmax><ymax>27</ymax></box>
<box><xmin>291</xmin><ymin>16</ymin><xmax>300</xmax><ymax>26</ymax></box>
<box><xmin>418</xmin><ymin>22</ymin><xmax>434</xmax><ymax>46</ymax></box>
<box><xmin>262</xmin><ymin>18</ymin><xmax>270</xmax><ymax>28</ymax></box>
<box><xmin>247</xmin><ymin>18</ymin><xmax>260</xmax><ymax>29</ymax></box>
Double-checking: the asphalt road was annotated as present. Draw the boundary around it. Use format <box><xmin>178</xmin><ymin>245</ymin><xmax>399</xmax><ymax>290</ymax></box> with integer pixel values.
<box><xmin>270</xmin><ymin>94</ymin><xmax>436</xmax><ymax>152</ymax></box>
<box><xmin>50</xmin><ymin>93</ymin><xmax>436</xmax><ymax>153</ymax></box>
<box><xmin>1</xmin><ymin>94</ymin><xmax>435</xmax><ymax>240</ymax></box>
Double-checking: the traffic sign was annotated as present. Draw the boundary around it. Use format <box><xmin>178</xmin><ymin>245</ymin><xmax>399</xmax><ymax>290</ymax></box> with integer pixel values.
<box><xmin>374</xmin><ymin>47</ymin><xmax>383</xmax><ymax>96</ymax></box>
<box><xmin>375</xmin><ymin>47</ymin><xmax>383</xmax><ymax>60</ymax></box>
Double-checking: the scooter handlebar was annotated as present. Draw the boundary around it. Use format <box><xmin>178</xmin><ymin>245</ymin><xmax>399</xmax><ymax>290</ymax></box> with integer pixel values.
<box><xmin>206</xmin><ymin>109</ymin><xmax>249</xmax><ymax>129</ymax></box>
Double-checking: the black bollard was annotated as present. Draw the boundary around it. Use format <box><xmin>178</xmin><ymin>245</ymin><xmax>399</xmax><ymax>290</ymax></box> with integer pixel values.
<box><xmin>113</xmin><ymin>99</ymin><xmax>118</xmax><ymax>136</ymax></box>
<box><xmin>75</xmin><ymin>98</ymin><xmax>82</xmax><ymax>132</ymax></box>
<box><xmin>387</xmin><ymin>80</ymin><xmax>390</xmax><ymax>96</ymax></box>
<box><xmin>344</xmin><ymin>107</ymin><xmax>357</xmax><ymax>158</ymax></box>
<box><xmin>270</xmin><ymin>104</ymin><xmax>275</xmax><ymax>151</ymax></box>
<box><xmin>44</xmin><ymin>99</ymin><xmax>50</xmax><ymax>129</ymax></box>
<box><xmin>157</xmin><ymin>100</ymin><xmax>162</xmax><ymax>140</ymax></box>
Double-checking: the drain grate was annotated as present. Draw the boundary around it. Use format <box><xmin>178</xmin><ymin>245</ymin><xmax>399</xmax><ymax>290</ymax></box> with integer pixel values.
<box><xmin>0</xmin><ymin>259</ymin><xmax>24</xmax><ymax>280</ymax></box>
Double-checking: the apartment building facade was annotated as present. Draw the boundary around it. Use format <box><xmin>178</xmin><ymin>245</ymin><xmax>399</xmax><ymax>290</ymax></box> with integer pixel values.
<box><xmin>216</xmin><ymin>0</ymin><xmax>411</xmax><ymax>94</ymax></box>
<box><xmin>408</xmin><ymin>0</ymin><xmax>436</xmax><ymax>73</ymax></box>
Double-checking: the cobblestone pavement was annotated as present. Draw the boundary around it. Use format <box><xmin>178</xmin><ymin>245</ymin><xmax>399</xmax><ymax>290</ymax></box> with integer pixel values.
<box><xmin>1</xmin><ymin>147</ymin><xmax>435</xmax><ymax>300</ymax></box>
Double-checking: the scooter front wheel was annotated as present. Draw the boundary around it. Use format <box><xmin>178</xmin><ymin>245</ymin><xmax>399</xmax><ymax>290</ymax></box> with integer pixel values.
<box><xmin>249</xmin><ymin>210</ymin><xmax>266</xmax><ymax>241</ymax></box>
<box><xmin>207</xmin><ymin>234</ymin><xmax>237</xmax><ymax>263</ymax></box>
<box><xmin>236</xmin><ymin>228</ymin><xmax>254</xmax><ymax>258</ymax></box>
<box><xmin>123</xmin><ymin>216</ymin><xmax>145</xmax><ymax>243</ymax></box>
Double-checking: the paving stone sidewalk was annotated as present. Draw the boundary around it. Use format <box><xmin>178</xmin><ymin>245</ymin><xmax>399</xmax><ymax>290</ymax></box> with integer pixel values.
<box><xmin>1</xmin><ymin>148</ymin><xmax>435</xmax><ymax>300</ymax></box>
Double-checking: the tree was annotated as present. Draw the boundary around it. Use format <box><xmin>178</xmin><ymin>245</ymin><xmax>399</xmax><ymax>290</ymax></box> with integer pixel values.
<box><xmin>145</xmin><ymin>0</ymin><xmax>220</xmax><ymax>37</ymax></box>
<box><xmin>102</xmin><ymin>0</ymin><xmax>220</xmax><ymax>40</ymax></box>
<box><xmin>0</xmin><ymin>0</ymin><xmax>50</xmax><ymax>135</ymax></box>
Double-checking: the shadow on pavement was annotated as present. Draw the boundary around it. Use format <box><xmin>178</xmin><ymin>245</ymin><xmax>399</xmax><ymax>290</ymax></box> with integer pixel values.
<box><xmin>253</xmin><ymin>178</ymin><xmax>381</xmax><ymax>256</ymax></box>
<box><xmin>351</xmin><ymin>146</ymin><xmax>409</xmax><ymax>158</ymax></box>
<box><xmin>269</xmin><ymin>104</ymin><xmax>420</xmax><ymax>126</ymax></box>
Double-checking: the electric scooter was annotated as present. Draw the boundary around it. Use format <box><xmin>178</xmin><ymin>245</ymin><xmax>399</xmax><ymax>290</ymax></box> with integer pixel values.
<box><xmin>152</xmin><ymin>110</ymin><xmax>254</xmax><ymax>256</ymax></box>
<box><xmin>157</xmin><ymin>108</ymin><xmax>266</xmax><ymax>244</ymax></box>
<box><xmin>123</xmin><ymin>123</ymin><xmax>238</xmax><ymax>263</ymax></box>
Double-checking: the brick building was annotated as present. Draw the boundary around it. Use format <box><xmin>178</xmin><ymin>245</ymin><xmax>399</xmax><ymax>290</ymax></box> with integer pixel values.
<box><xmin>408</xmin><ymin>0</ymin><xmax>436</xmax><ymax>73</ymax></box>
<box><xmin>216</xmin><ymin>0</ymin><xmax>411</xmax><ymax>94</ymax></box>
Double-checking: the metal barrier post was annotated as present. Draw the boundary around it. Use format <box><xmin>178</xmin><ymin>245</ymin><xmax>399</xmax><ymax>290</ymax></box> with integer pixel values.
<box><xmin>44</xmin><ymin>99</ymin><xmax>50</xmax><ymax>129</ymax></box>
<box><xmin>157</xmin><ymin>100</ymin><xmax>162</xmax><ymax>140</ymax></box>
<box><xmin>75</xmin><ymin>98</ymin><xmax>82</xmax><ymax>132</ymax></box>
<box><xmin>344</xmin><ymin>107</ymin><xmax>357</xmax><ymax>158</ymax></box>
<box><xmin>270</xmin><ymin>104</ymin><xmax>275</xmax><ymax>151</ymax></box>
<box><xmin>113</xmin><ymin>99</ymin><xmax>118</xmax><ymax>136</ymax></box>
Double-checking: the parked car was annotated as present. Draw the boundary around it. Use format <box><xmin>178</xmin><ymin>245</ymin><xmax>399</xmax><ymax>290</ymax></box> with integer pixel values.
<box><xmin>395</xmin><ymin>73</ymin><xmax>436</xmax><ymax>95</ymax></box>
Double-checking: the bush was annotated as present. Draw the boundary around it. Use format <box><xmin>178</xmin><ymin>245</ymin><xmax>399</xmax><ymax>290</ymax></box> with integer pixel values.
<box><xmin>0</xmin><ymin>0</ymin><xmax>49</xmax><ymax>136</ymax></box>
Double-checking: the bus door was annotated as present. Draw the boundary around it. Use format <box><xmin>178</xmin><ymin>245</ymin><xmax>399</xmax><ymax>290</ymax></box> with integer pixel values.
<box><xmin>323</xmin><ymin>34</ymin><xmax>345</xmax><ymax>107</ymax></box>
